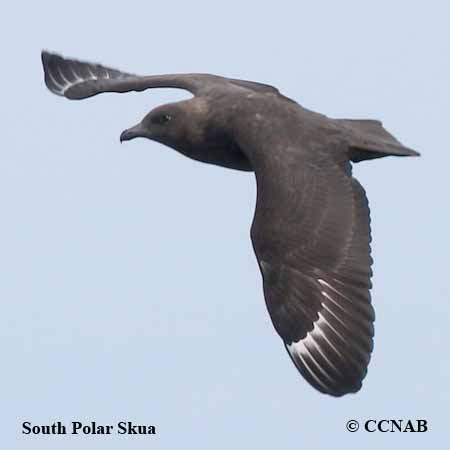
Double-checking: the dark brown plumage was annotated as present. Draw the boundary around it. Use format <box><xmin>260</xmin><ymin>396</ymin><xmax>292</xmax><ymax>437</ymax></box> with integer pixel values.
<box><xmin>41</xmin><ymin>51</ymin><xmax>419</xmax><ymax>396</ymax></box>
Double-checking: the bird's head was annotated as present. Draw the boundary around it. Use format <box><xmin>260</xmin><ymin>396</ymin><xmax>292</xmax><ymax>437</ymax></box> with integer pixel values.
<box><xmin>120</xmin><ymin>98</ymin><xmax>210</xmax><ymax>155</ymax></box>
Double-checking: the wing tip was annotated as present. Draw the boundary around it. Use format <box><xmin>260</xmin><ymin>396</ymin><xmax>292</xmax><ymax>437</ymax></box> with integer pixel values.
<box><xmin>285</xmin><ymin>341</ymin><xmax>367</xmax><ymax>397</ymax></box>
<box><xmin>41</xmin><ymin>49</ymin><xmax>53</xmax><ymax>64</ymax></box>
<box><xmin>41</xmin><ymin>50</ymin><xmax>66</xmax><ymax>97</ymax></box>
<box><xmin>41</xmin><ymin>50</ymin><xmax>102</xmax><ymax>100</ymax></box>
<box><xmin>41</xmin><ymin>50</ymin><xmax>137</xmax><ymax>100</ymax></box>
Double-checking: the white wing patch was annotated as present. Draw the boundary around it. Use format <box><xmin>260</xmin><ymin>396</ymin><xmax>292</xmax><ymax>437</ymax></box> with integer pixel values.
<box><xmin>46</xmin><ymin>69</ymin><xmax>64</xmax><ymax>94</ymax></box>
<box><xmin>57</xmin><ymin>66</ymin><xmax>72</xmax><ymax>93</ymax></box>
<box><xmin>286</xmin><ymin>310</ymin><xmax>345</xmax><ymax>392</ymax></box>
<box><xmin>286</xmin><ymin>276</ymin><xmax>370</xmax><ymax>394</ymax></box>
<box><xmin>318</xmin><ymin>278</ymin><xmax>349</xmax><ymax>303</ymax></box>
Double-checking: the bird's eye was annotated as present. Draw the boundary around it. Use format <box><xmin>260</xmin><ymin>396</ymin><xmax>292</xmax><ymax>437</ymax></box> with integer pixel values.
<box><xmin>152</xmin><ymin>113</ymin><xmax>172</xmax><ymax>125</ymax></box>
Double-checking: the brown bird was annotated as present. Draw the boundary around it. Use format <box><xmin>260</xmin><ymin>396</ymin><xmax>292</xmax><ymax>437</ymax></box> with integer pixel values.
<box><xmin>41</xmin><ymin>51</ymin><xmax>419</xmax><ymax>396</ymax></box>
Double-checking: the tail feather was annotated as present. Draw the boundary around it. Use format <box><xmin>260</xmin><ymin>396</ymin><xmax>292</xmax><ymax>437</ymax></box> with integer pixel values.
<box><xmin>336</xmin><ymin>119</ymin><xmax>420</xmax><ymax>162</ymax></box>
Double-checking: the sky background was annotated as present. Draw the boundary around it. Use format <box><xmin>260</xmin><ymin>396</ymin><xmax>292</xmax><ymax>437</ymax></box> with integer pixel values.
<box><xmin>1</xmin><ymin>1</ymin><xmax>449</xmax><ymax>448</ymax></box>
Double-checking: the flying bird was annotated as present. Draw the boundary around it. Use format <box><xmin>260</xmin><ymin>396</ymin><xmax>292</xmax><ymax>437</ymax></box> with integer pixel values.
<box><xmin>41</xmin><ymin>51</ymin><xmax>419</xmax><ymax>396</ymax></box>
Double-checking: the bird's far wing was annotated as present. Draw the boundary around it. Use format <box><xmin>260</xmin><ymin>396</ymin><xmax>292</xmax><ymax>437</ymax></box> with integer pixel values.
<box><xmin>227</xmin><ymin>78</ymin><xmax>280</xmax><ymax>95</ymax></box>
<box><xmin>249</xmin><ymin>143</ymin><xmax>375</xmax><ymax>396</ymax></box>
<box><xmin>41</xmin><ymin>51</ymin><xmax>208</xmax><ymax>100</ymax></box>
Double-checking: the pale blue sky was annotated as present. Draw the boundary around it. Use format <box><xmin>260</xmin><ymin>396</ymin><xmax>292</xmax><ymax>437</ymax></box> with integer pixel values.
<box><xmin>2</xmin><ymin>1</ymin><xmax>449</xmax><ymax>449</ymax></box>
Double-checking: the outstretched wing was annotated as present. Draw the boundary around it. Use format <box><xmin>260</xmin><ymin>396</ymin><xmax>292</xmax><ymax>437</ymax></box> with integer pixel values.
<box><xmin>41</xmin><ymin>51</ymin><xmax>289</xmax><ymax>101</ymax></box>
<box><xmin>250</xmin><ymin>143</ymin><xmax>375</xmax><ymax>397</ymax></box>
<box><xmin>41</xmin><ymin>51</ymin><xmax>213</xmax><ymax>99</ymax></box>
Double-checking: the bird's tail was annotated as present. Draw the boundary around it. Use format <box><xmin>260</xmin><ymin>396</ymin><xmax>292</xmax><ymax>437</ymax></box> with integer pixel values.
<box><xmin>336</xmin><ymin>119</ymin><xmax>420</xmax><ymax>162</ymax></box>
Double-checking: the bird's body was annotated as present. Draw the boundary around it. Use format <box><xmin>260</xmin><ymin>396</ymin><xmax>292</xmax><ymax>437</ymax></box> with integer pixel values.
<box><xmin>42</xmin><ymin>51</ymin><xmax>419</xmax><ymax>396</ymax></box>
